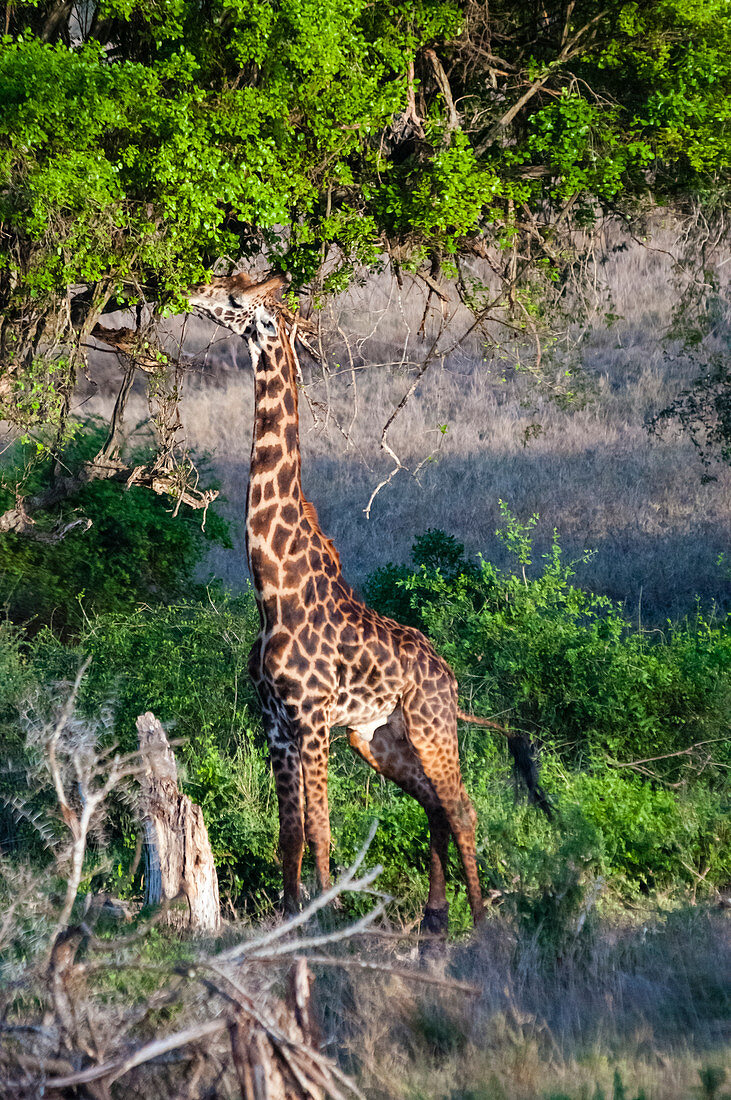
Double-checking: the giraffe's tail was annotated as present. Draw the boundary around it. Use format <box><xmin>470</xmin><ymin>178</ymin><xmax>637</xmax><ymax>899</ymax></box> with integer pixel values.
<box><xmin>456</xmin><ymin>708</ymin><xmax>553</xmax><ymax>819</ymax></box>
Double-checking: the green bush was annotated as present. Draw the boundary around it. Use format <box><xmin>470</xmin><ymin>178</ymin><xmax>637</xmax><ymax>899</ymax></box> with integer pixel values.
<box><xmin>29</xmin><ymin>593</ymin><xmax>281</xmax><ymax>903</ymax></box>
<box><xmin>363</xmin><ymin>527</ymin><xmax>477</xmax><ymax>627</ymax></box>
<box><xmin>366</xmin><ymin>507</ymin><xmax>730</xmax><ymax>778</ymax></box>
<box><xmin>363</xmin><ymin>508</ymin><xmax>731</xmax><ymax>895</ymax></box>
<box><xmin>0</xmin><ymin>422</ymin><xmax>230</xmax><ymax>636</ymax></box>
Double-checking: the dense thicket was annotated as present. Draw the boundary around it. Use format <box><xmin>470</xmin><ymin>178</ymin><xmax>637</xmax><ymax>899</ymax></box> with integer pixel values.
<box><xmin>0</xmin><ymin>424</ymin><xmax>230</xmax><ymax>633</ymax></box>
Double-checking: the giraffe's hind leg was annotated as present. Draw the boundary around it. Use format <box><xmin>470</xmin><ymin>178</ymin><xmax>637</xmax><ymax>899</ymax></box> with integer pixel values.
<box><xmin>399</xmin><ymin>685</ymin><xmax>484</xmax><ymax>925</ymax></box>
<box><xmin>349</xmin><ymin>709</ymin><xmax>452</xmax><ymax>926</ymax></box>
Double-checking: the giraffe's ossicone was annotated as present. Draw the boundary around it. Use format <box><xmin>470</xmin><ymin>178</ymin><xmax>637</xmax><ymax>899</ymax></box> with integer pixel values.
<box><xmin>187</xmin><ymin>271</ymin><xmax>549</xmax><ymax>932</ymax></box>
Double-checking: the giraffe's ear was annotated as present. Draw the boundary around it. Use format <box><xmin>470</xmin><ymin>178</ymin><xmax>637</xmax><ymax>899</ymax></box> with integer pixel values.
<box><xmin>232</xmin><ymin>272</ymin><xmax>255</xmax><ymax>289</ymax></box>
<box><xmin>259</xmin><ymin>273</ymin><xmax>289</xmax><ymax>299</ymax></box>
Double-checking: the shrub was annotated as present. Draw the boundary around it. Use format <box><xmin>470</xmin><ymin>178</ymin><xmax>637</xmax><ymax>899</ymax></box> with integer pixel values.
<box><xmin>364</xmin><ymin>509</ymin><xmax>731</xmax><ymax>894</ymax></box>
<box><xmin>366</xmin><ymin>508</ymin><xmax>730</xmax><ymax>778</ymax></box>
<box><xmin>29</xmin><ymin>593</ymin><xmax>281</xmax><ymax>903</ymax></box>
<box><xmin>363</xmin><ymin>527</ymin><xmax>477</xmax><ymax>627</ymax></box>
<box><xmin>0</xmin><ymin>422</ymin><xmax>230</xmax><ymax>636</ymax></box>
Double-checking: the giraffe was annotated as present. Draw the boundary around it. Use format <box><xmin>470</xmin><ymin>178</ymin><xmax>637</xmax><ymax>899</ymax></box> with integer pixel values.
<box><xmin>187</xmin><ymin>271</ymin><xmax>549</xmax><ymax>932</ymax></box>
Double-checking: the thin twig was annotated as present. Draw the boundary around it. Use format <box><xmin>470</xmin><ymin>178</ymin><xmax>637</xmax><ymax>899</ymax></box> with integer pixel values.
<box><xmin>256</xmin><ymin>953</ymin><xmax>481</xmax><ymax>995</ymax></box>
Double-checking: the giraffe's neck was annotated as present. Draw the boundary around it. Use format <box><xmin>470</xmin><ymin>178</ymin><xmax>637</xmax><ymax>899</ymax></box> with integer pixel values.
<box><xmin>246</xmin><ymin>330</ymin><xmax>307</xmax><ymax>618</ymax></box>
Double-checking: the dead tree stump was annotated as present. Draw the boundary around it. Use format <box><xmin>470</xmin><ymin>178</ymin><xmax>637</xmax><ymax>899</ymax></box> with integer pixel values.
<box><xmin>136</xmin><ymin>711</ymin><xmax>221</xmax><ymax>932</ymax></box>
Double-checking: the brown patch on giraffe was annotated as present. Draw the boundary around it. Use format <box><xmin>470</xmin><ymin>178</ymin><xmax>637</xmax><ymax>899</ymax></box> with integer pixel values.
<box><xmin>277</xmin><ymin>462</ymin><xmax>296</xmax><ymax>496</ymax></box>
<box><xmin>256</xmin><ymin>445</ymin><xmax>283</xmax><ymax>472</ymax></box>
<box><xmin>271</xmin><ymin>524</ymin><xmax>290</xmax><ymax>559</ymax></box>
<box><xmin>313</xmin><ymin>575</ymin><xmax>330</xmax><ymax>601</ymax></box>
<box><xmin>267</xmin><ymin>376</ymin><xmax>285</xmax><ymax>399</ymax></box>
<box><xmin>249</xmin><ymin>503</ymin><xmax>278</xmax><ymax>537</ymax></box>
<box><xmin>253</xmin><ymin>552</ymin><xmax>280</xmax><ymax>591</ymax></box>
<box><xmin>257</xmin><ymin>407</ymin><xmax>283</xmax><ymax>435</ymax></box>
<box><xmin>282</xmin><ymin>557</ymin><xmax>309</xmax><ymax>589</ymax></box>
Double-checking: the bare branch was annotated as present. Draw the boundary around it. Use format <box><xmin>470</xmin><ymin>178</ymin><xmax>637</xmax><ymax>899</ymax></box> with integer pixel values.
<box><xmin>607</xmin><ymin>738</ymin><xmax>730</xmax><ymax>769</ymax></box>
<box><xmin>424</xmin><ymin>48</ymin><xmax>459</xmax><ymax>140</ymax></box>
<box><xmin>25</xmin><ymin>1017</ymin><xmax>229</xmax><ymax>1089</ymax></box>
<box><xmin>256</xmin><ymin>953</ymin><xmax>481</xmax><ymax>996</ymax></box>
<box><xmin>217</xmin><ymin>820</ymin><xmax>382</xmax><ymax>963</ymax></box>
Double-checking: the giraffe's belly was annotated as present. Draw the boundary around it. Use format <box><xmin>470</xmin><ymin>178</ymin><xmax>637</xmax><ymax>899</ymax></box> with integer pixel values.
<box><xmin>330</xmin><ymin>698</ymin><xmax>400</xmax><ymax>741</ymax></box>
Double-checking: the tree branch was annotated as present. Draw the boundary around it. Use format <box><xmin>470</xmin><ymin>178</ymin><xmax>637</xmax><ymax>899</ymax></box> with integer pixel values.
<box><xmin>0</xmin><ymin>453</ymin><xmax>218</xmax><ymax>540</ymax></box>
<box><xmin>474</xmin><ymin>10</ymin><xmax>608</xmax><ymax>154</ymax></box>
<box><xmin>424</xmin><ymin>48</ymin><xmax>459</xmax><ymax>141</ymax></box>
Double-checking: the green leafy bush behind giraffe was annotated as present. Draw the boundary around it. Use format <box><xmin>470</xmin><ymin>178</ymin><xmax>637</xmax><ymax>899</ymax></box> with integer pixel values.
<box><xmin>0</xmin><ymin>424</ymin><xmax>230</xmax><ymax>637</ymax></box>
<box><xmin>2</xmin><ymin>505</ymin><xmax>727</xmax><ymax>921</ymax></box>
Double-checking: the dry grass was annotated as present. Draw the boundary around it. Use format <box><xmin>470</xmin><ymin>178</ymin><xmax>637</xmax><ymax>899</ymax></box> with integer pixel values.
<box><xmin>81</xmin><ymin>226</ymin><xmax>731</xmax><ymax>623</ymax></box>
<box><xmin>325</xmin><ymin>907</ymin><xmax>730</xmax><ymax>1100</ymax></box>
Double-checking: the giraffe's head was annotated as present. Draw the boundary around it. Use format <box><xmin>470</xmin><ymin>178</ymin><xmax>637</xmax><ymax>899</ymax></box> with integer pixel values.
<box><xmin>187</xmin><ymin>271</ymin><xmax>288</xmax><ymax>347</ymax></box>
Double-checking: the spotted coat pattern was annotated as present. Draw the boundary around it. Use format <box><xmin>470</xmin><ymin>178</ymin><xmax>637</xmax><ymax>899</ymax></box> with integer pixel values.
<box><xmin>187</xmin><ymin>272</ymin><xmax>484</xmax><ymax>926</ymax></box>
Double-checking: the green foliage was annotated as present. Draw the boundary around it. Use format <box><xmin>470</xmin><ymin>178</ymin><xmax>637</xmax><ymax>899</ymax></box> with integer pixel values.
<box><xmin>0</xmin><ymin>0</ymin><xmax>455</xmax><ymax>304</ymax></box>
<box><xmin>0</xmin><ymin>423</ymin><xmax>230</xmax><ymax>635</ymax></box>
<box><xmin>0</xmin><ymin>0</ymin><xmax>727</xmax><ymax>312</ymax></box>
<box><xmin>28</xmin><ymin>593</ymin><xmax>280</xmax><ymax>903</ymax></box>
<box><xmin>507</xmin><ymin>803</ymin><xmax>603</xmax><ymax>954</ymax></box>
<box><xmin>364</xmin><ymin>511</ymin><xmax>731</xmax><ymax>894</ymax></box>
<box><xmin>2</xmin><ymin>0</ymin><xmax>729</xmax><ymax>475</ymax></box>
<box><xmin>363</xmin><ymin>527</ymin><xmax>476</xmax><ymax>626</ymax></box>
<box><xmin>373</xmin><ymin>509</ymin><xmax>731</xmax><ymax>779</ymax></box>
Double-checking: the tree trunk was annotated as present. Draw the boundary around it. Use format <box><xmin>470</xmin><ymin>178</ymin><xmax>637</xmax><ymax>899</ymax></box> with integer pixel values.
<box><xmin>136</xmin><ymin>712</ymin><xmax>221</xmax><ymax>932</ymax></box>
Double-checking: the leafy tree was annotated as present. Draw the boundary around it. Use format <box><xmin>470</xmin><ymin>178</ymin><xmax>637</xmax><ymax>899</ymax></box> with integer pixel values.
<box><xmin>0</xmin><ymin>0</ymin><xmax>729</xmax><ymax>528</ymax></box>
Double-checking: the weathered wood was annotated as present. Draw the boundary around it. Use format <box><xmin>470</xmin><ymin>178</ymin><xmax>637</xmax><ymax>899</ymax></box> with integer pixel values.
<box><xmin>136</xmin><ymin>712</ymin><xmax>221</xmax><ymax>932</ymax></box>
<box><xmin>228</xmin><ymin>960</ymin><xmax>325</xmax><ymax>1100</ymax></box>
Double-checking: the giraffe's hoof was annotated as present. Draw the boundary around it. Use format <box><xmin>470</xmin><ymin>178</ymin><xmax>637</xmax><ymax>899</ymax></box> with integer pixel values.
<box><xmin>420</xmin><ymin>904</ymin><xmax>450</xmax><ymax>937</ymax></box>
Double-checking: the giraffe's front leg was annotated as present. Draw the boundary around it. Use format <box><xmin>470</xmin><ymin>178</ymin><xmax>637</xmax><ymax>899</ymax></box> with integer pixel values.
<box><xmin>298</xmin><ymin>714</ymin><xmax>332</xmax><ymax>893</ymax></box>
<box><xmin>268</xmin><ymin>730</ymin><xmax>305</xmax><ymax>914</ymax></box>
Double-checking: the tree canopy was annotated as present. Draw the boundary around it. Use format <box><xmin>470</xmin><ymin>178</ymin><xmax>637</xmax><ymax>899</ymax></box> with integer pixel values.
<box><xmin>0</xmin><ymin>0</ymin><xmax>729</xmax><ymax>527</ymax></box>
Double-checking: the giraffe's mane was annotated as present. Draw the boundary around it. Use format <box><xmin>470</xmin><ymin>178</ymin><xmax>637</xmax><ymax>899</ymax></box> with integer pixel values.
<box><xmin>302</xmin><ymin>499</ymin><xmax>342</xmax><ymax>572</ymax></box>
<box><xmin>277</xmin><ymin>322</ymin><xmax>341</xmax><ymax>572</ymax></box>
